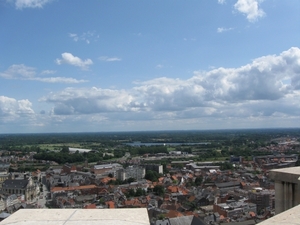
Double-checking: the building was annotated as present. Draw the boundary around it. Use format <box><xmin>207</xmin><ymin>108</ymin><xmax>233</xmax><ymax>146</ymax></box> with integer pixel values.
<box><xmin>1</xmin><ymin>176</ymin><xmax>38</xmax><ymax>202</ymax></box>
<box><xmin>4</xmin><ymin>194</ymin><xmax>20</xmax><ymax>208</ymax></box>
<box><xmin>253</xmin><ymin>154</ymin><xmax>298</xmax><ymax>169</ymax></box>
<box><xmin>269</xmin><ymin>166</ymin><xmax>300</xmax><ymax>214</ymax></box>
<box><xmin>69</xmin><ymin>148</ymin><xmax>92</xmax><ymax>153</ymax></box>
<box><xmin>213</xmin><ymin>201</ymin><xmax>257</xmax><ymax>218</ymax></box>
<box><xmin>0</xmin><ymin>169</ymin><xmax>10</xmax><ymax>188</ymax></box>
<box><xmin>116</xmin><ymin>166</ymin><xmax>145</xmax><ymax>181</ymax></box>
<box><xmin>0</xmin><ymin>208</ymin><xmax>150</xmax><ymax>225</ymax></box>
<box><xmin>91</xmin><ymin>163</ymin><xmax>123</xmax><ymax>176</ymax></box>
<box><xmin>0</xmin><ymin>197</ymin><xmax>5</xmax><ymax>212</ymax></box>
<box><xmin>248</xmin><ymin>188</ymin><xmax>275</xmax><ymax>212</ymax></box>
<box><xmin>143</xmin><ymin>164</ymin><xmax>163</xmax><ymax>174</ymax></box>
<box><xmin>230</xmin><ymin>155</ymin><xmax>243</xmax><ymax>163</ymax></box>
<box><xmin>215</xmin><ymin>181</ymin><xmax>241</xmax><ymax>193</ymax></box>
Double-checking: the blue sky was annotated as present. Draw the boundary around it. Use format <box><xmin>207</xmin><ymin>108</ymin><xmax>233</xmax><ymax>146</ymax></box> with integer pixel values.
<box><xmin>0</xmin><ymin>0</ymin><xmax>300</xmax><ymax>133</ymax></box>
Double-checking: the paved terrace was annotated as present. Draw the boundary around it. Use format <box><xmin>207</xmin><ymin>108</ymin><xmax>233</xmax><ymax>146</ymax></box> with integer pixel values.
<box><xmin>0</xmin><ymin>208</ymin><xmax>150</xmax><ymax>225</ymax></box>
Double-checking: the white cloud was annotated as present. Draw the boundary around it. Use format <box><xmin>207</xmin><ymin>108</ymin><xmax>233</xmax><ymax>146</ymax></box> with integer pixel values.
<box><xmin>0</xmin><ymin>96</ymin><xmax>34</xmax><ymax>121</ymax></box>
<box><xmin>68</xmin><ymin>31</ymin><xmax>99</xmax><ymax>44</ymax></box>
<box><xmin>41</xmin><ymin>47</ymin><xmax>300</xmax><ymax>127</ymax></box>
<box><xmin>217</xmin><ymin>27</ymin><xmax>234</xmax><ymax>33</ymax></box>
<box><xmin>34</xmin><ymin>77</ymin><xmax>88</xmax><ymax>84</ymax></box>
<box><xmin>99</xmin><ymin>56</ymin><xmax>122</xmax><ymax>62</ymax></box>
<box><xmin>40</xmin><ymin>87</ymin><xmax>135</xmax><ymax>115</ymax></box>
<box><xmin>56</xmin><ymin>52</ymin><xmax>93</xmax><ymax>70</ymax></box>
<box><xmin>218</xmin><ymin>0</ymin><xmax>226</xmax><ymax>4</ymax></box>
<box><xmin>0</xmin><ymin>64</ymin><xmax>36</xmax><ymax>79</ymax></box>
<box><xmin>41</xmin><ymin>70</ymin><xmax>56</xmax><ymax>75</ymax></box>
<box><xmin>9</xmin><ymin>0</ymin><xmax>52</xmax><ymax>9</ymax></box>
<box><xmin>234</xmin><ymin>0</ymin><xmax>265</xmax><ymax>22</ymax></box>
<box><xmin>0</xmin><ymin>64</ymin><xmax>87</xmax><ymax>83</ymax></box>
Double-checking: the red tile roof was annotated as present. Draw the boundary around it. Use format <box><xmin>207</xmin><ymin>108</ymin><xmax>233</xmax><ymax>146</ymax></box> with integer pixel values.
<box><xmin>106</xmin><ymin>201</ymin><xmax>115</xmax><ymax>208</ymax></box>
<box><xmin>84</xmin><ymin>204</ymin><xmax>96</xmax><ymax>209</ymax></box>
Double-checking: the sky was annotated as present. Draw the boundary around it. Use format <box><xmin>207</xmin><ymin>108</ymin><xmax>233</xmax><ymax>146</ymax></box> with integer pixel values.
<box><xmin>0</xmin><ymin>0</ymin><xmax>300</xmax><ymax>134</ymax></box>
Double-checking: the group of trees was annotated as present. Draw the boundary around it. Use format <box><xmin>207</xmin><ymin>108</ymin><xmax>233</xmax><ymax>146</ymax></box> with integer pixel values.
<box><xmin>125</xmin><ymin>188</ymin><xmax>146</xmax><ymax>198</ymax></box>
<box><xmin>144</xmin><ymin>170</ymin><xmax>162</xmax><ymax>182</ymax></box>
<box><xmin>33</xmin><ymin>147</ymin><xmax>103</xmax><ymax>164</ymax></box>
<box><xmin>128</xmin><ymin>146</ymin><xmax>168</xmax><ymax>156</ymax></box>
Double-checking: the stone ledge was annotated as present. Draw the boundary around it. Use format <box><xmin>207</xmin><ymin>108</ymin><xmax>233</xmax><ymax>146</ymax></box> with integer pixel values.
<box><xmin>0</xmin><ymin>208</ymin><xmax>150</xmax><ymax>225</ymax></box>
<box><xmin>258</xmin><ymin>204</ymin><xmax>300</xmax><ymax>225</ymax></box>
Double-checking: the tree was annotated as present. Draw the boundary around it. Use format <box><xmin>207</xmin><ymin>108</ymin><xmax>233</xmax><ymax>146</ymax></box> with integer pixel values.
<box><xmin>153</xmin><ymin>185</ymin><xmax>165</xmax><ymax>196</ymax></box>
<box><xmin>195</xmin><ymin>176</ymin><xmax>202</xmax><ymax>186</ymax></box>
<box><xmin>126</xmin><ymin>189</ymin><xmax>136</xmax><ymax>198</ymax></box>
<box><xmin>135</xmin><ymin>188</ymin><xmax>145</xmax><ymax>197</ymax></box>
<box><xmin>145</xmin><ymin>170</ymin><xmax>160</xmax><ymax>182</ymax></box>
<box><xmin>61</xmin><ymin>146</ymin><xmax>69</xmax><ymax>153</ymax></box>
<box><xmin>127</xmin><ymin>177</ymin><xmax>136</xmax><ymax>183</ymax></box>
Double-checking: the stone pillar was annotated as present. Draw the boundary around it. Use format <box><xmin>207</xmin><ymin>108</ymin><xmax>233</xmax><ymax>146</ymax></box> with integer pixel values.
<box><xmin>294</xmin><ymin>183</ymin><xmax>300</xmax><ymax>207</ymax></box>
<box><xmin>288</xmin><ymin>182</ymin><xmax>293</xmax><ymax>209</ymax></box>
<box><xmin>275</xmin><ymin>181</ymin><xmax>284</xmax><ymax>214</ymax></box>
<box><xmin>283</xmin><ymin>182</ymin><xmax>287</xmax><ymax>211</ymax></box>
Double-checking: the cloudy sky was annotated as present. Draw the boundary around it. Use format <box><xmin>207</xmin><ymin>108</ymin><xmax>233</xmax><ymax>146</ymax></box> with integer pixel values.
<box><xmin>0</xmin><ymin>0</ymin><xmax>300</xmax><ymax>133</ymax></box>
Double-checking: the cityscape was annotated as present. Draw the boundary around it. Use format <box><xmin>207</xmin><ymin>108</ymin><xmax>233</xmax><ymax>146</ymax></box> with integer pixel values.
<box><xmin>0</xmin><ymin>129</ymin><xmax>300</xmax><ymax>224</ymax></box>
<box><xmin>1</xmin><ymin>0</ymin><xmax>300</xmax><ymax>224</ymax></box>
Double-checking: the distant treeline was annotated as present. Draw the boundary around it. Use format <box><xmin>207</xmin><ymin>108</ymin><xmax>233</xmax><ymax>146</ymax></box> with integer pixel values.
<box><xmin>1</xmin><ymin>128</ymin><xmax>300</xmax><ymax>148</ymax></box>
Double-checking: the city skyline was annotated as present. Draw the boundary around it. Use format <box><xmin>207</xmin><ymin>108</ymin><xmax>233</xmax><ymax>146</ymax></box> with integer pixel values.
<box><xmin>0</xmin><ymin>0</ymin><xmax>300</xmax><ymax>133</ymax></box>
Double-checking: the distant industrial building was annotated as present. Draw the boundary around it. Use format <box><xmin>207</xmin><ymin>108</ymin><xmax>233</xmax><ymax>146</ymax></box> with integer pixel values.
<box><xmin>91</xmin><ymin>163</ymin><xmax>123</xmax><ymax>177</ymax></box>
<box><xmin>142</xmin><ymin>164</ymin><xmax>163</xmax><ymax>174</ymax></box>
<box><xmin>69</xmin><ymin>148</ymin><xmax>93</xmax><ymax>153</ymax></box>
<box><xmin>230</xmin><ymin>155</ymin><xmax>243</xmax><ymax>163</ymax></box>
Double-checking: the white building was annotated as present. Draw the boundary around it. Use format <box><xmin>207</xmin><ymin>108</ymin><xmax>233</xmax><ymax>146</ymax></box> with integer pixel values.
<box><xmin>116</xmin><ymin>166</ymin><xmax>145</xmax><ymax>181</ymax></box>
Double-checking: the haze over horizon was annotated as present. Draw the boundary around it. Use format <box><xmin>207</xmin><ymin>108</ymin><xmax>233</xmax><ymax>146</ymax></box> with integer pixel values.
<box><xmin>1</xmin><ymin>0</ymin><xmax>300</xmax><ymax>134</ymax></box>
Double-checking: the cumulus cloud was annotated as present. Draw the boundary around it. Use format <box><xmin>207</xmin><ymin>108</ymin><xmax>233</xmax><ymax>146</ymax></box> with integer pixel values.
<box><xmin>234</xmin><ymin>0</ymin><xmax>265</xmax><ymax>22</ymax></box>
<box><xmin>218</xmin><ymin>0</ymin><xmax>226</xmax><ymax>4</ymax></box>
<box><xmin>56</xmin><ymin>52</ymin><xmax>93</xmax><ymax>70</ymax></box>
<box><xmin>99</xmin><ymin>56</ymin><xmax>122</xmax><ymax>62</ymax></box>
<box><xmin>0</xmin><ymin>64</ymin><xmax>87</xmax><ymax>83</ymax></box>
<box><xmin>9</xmin><ymin>0</ymin><xmax>53</xmax><ymax>9</ymax></box>
<box><xmin>41</xmin><ymin>87</ymin><xmax>136</xmax><ymax>115</ymax></box>
<box><xmin>0</xmin><ymin>96</ymin><xmax>34</xmax><ymax>121</ymax></box>
<box><xmin>41</xmin><ymin>47</ymin><xmax>300</xmax><ymax>128</ymax></box>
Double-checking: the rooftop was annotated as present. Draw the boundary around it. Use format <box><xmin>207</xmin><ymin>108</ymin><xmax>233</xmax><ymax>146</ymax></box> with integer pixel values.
<box><xmin>0</xmin><ymin>208</ymin><xmax>150</xmax><ymax>225</ymax></box>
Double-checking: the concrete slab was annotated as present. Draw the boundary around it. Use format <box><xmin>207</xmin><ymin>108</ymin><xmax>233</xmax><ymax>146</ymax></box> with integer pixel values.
<box><xmin>258</xmin><ymin>204</ymin><xmax>300</xmax><ymax>225</ymax></box>
<box><xmin>0</xmin><ymin>208</ymin><xmax>150</xmax><ymax>225</ymax></box>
